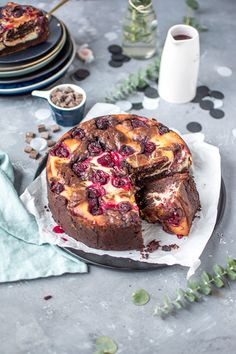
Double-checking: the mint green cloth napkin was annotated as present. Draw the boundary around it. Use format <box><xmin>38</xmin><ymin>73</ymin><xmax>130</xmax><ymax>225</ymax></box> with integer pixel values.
<box><xmin>0</xmin><ymin>150</ymin><xmax>88</xmax><ymax>283</ymax></box>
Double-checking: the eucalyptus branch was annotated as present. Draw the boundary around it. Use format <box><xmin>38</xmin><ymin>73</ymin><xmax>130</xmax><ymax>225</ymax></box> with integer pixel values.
<box><xmin>183</xmin><ymin>0</ymin><xmax>208</xmax><ymax>32</ymax></box>
<box><xmin>154</xmin><ymin>257</ymin><xmax>236</xmax><ymax>318</ymax></box>
<box><xmin>105</xmin><ymin>55</ymin><xmax>161</xmax><ymax>103</ymax></box>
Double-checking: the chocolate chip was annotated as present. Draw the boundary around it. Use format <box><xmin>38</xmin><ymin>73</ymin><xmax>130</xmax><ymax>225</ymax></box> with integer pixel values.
<box><xmin>73</xmin><ymin>69</ymin><xmax>90</xmax><ymax>81</ymax></box>
<box><xmin>50</xmin><ymin>124</ymin><xmax>60</xmax><ymax>133</ymax></box>
<box><xmin>47</xmin><ymin>140</ymin><xmax>56</xmax><ymax>147</ymax></box>
<box><xmin>25</xmin><ymin>137</ymin><xmax>32</xmax><ymax>144</ymax></box>
<box><xmin>108</xmin><ymin>44</ymin><xmax>122</xmax><ymax>54</ymax></box>
<box><xmin>132</xmin><ymin>102</ymin><xmax>143</xmax><ymax>110</ymax></box>
<box><xmin>38</xmin><ymin>124</ymin><xmax>46</xmax><ymax>133</ymax></box>
<box><xmin>29</xmin><ymin>150</ymin><xmax>39</xmax><ymax>160</ymax></box>
<box><xmin>108</xmin><ymin>60</ymin><xmax>123</xmax><ymax>68</ymax></box>
<box><xmin>199</xmin><ymin>99</ymin><xmax>214</xmax><ymax>110</ymax></box>
<box><xmin>186</xmin><ymin>122</ymin><xmax>202</xmax><ymax>133</ymax></box>
<box><xmin>209</xmin><ymin>109</ymin><xmax>225</xmax><ymax>119</ymax></box>
<box><xmin>40</xmin><ymin>132</ymin><xmax>50</xmax><ymax>140</ymax></box>
<box><xmin>144</xmin><ymin>87</ymin><xmax>159</xmax><ymax>98</ymax></box>
<box><xmin>25</xmin><ymin>132</ymin><xmax>35</xmax><ymax>139</ymax></box>
<box><xmin>210</xmin><ymin>90</ymin><xmax>224</xmax><ymax>99</ymax></box>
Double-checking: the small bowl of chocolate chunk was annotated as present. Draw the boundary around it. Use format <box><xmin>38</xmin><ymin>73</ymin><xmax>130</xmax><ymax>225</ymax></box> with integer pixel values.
<box><xmin>32</xmin><ymin>84</ymin><xmax>86</xmax><ymax>127</ymax></box>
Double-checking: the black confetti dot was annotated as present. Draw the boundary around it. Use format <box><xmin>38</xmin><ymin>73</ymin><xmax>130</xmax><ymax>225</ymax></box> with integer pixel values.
<box><xmin>73</xmin><ymin>69</ymin><xmax>90</xmax><ymax>81</ymax></box>
<box><xmin>108</xmin><ymin>60</ymin><xmax>123</xmax><ymax>68</ymax></box>
<box><xmin>108</xmin><ymin>44</ymin><xmax>122</xmax><ymax>54</ymax></box>
<box><xmin>186</xmin><ymin>122</ymin><xmax>202</xmax><ymax>133</ymax></box>
<box><xmin>112</xmin><ymin>53</ymin><xmax>126</xmax><ymax>61</ymax></box>
<box><xmin>210</xmin><ymin>90</ymin><xmax>224</xmax><ymax>99</ymax></box>
<box><xmin>132</xmin><ymin>102</ymin><xmax>143</xmax><ymax>110</ymax></box>
<box><xmin>137</xmin><ymin>83</ymin><xmax>149</xmax><ymax>92</ymax></box>
<box><xmin>191</xmin><ymin>94</ymin><xmax>203</xmax><ymax>103</ymax></box>
<box><xmin>144</xmin><ymin>87</ymin><xmax>159</xmax><ymax>98</ymax></box>
<box><xmin>210</xmin><ymin>109</ymin><xmax>225</xmax><ymax>119</ymax></box>
<box><xmin>199</xmin><ymin>99</ymin><xmax>214</xmax><ymax>110</ymax></box>
<box><xmin>197</xmin><ymin>85</ymin><xmax>210</xmax><ymax>97</ymax></box>
<box><xmin>122</xmin><ymin>55</ymin><xmax>131</xmax><ymax>62</ymax></box>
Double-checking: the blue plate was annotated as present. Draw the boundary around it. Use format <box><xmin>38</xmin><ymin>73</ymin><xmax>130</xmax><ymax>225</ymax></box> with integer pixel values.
<box><xmin>0</xmin><ymin>33</ymin><xmax>72</xmax><ymax>84</ymax></box>
<box><xmin>0</xmin><ymin>39</ymin><xmax>76</xmax><ymax>95</ymax></box>
<box><xmin>0</xmin><ymin>15</ymin><xmax>62</xmax><ymax>65</ymax></box>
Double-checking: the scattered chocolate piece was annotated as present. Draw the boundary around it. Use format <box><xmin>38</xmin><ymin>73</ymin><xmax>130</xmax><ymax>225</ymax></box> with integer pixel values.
<box><xmin>25</xmin><ymin>131</ymin><xmax>35</xmax><ymax>139</ymax></box>
<box><xmin>50</xmin><ymin>86</ymin><xmax>84</xmax><ymax>108</ymax></box>
<box><xmin>210</xmin><ymin>90</ymin><xmax>224</xmax><ymax>99</ymax></box>
<box><xmin>132</xmin><ymin>102</ymin><xmax>143</xmax><ymax>110</ymax></box>
<box><xmin>25</xmin><ymin>136</ymin><xmax>32</xmax><ymax>144</ymax></box>
<box><xmin>73</xmin><ymin>69</ymin><xmax>90</xmax><ymax>81</ymax></box>
<box><xmin>40</xmin><ymin>132</ymin><xmax>50</xmax><ymax>140</ymax></box>
<box><xmin>199</xmin><ymin>99</ymin><xmax>214</xmax><ymax>110</ymax></box>
<box><xmin>44</xmin><ymin>295</ymin><xmax>53</xmax><ymax>301</ymax></box>
<box><xmin>108</xmin><ymin>44</ymin><xmax>122</xmax><ymax>54</ymax></box>
<box><xmin>24</xmin><ymin>146</ymin><xmax>33</xmax><ymax>153</ymax></box>
<box><xmin>38</xmin><ymin>124</ymin><xmax>46</xmax><ymax>133</ymax></box>
<box><xmin>144</xmin><ymin>87</ymin><xmax>159</xmax><ymax>98</ymax></box>
<box><xmin>209</xmin><ymin>109</ymin><xmax>225</xmax><ymax>119</ymax></box>
<box><xmin>47</xmin><ymin>140</ymin><xmax>56</xmax><ymax>147</ymax></box>
<box><xmin>186</xmin><ymin>122</ymin><xmax>202</xmax><ymax>133</ymax></box>
<box><xmin>29</xmin><ymin>150</ymin><xmax>39</xmax><ymax>160</ymax></box>
<box><xmin>50</xmin><ymin>124</ymin><xmax>60</xmax><ymax>133</ymax></box>
<box><xmin>109</xmin><ymin>60</ymin><xmax>123</xmax><ymax>68</ymax></box>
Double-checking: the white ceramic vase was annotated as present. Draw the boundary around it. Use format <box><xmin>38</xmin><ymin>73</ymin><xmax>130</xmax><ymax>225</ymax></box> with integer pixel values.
<box><xmin>158</xmin><ymin>24</ymin><xmax>200</xmax><ymax>104</ymax></box>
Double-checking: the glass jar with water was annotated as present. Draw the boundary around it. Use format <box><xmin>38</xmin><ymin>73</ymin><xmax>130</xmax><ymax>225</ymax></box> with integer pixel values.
<box><xmin>122</xmin><ymin>0</ymin><xmax>158</xmax><ymax>59</ymax></box>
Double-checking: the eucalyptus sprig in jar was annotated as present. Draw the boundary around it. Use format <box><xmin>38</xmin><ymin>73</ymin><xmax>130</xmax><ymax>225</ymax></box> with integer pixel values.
<box><xmin>122</xmin><ymin>0</ymin><xmax>158</xmax><ymax>59</ymax></box>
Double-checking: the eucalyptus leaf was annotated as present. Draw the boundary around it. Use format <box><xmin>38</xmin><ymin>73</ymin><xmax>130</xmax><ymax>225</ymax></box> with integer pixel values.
<box><xmin>198</xmin><ymin>283</ymin><xmax>212</xmax><ymax>295</ymax></box>
<box><xmin>184</xmin><ymin>290</ymin><xmax>197</xmax><ymax>302</ymax></box>
<box><xmin>226</xmin><ymin>268</ymin><xmax>236</xmax><ymax>280</ymax></box>
<box><xmin>213</xmin><ymin>264</ymin><xmax>225</xmax><ymax>277</ymax></box>
<box><xmin>95</xmin><ymin>336</ymin><xmax>118</xmax><ymax>354</ymax></box>
<box><xmin>186</xmin><ymin>0</ymin><xmax>199</xmax><ymax>10</ymax></box>
<box><xmin>201</xmin><ymin>271</ymin><xmax>212</xmax><ymax>284</ymax></box>
<box><xmin>213</xmin><ymin>276</ymin><xmax>224</xmax><ymax>288</ymax></box>
<box><xmin>132</xmin><ymin>288</ymin><xmax>150</xmax><ymax>306</ymax></box>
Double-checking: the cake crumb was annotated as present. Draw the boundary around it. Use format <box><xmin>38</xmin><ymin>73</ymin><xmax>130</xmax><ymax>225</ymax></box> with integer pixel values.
<box><xmin>44</xmin><ymin>295</ymin><xmax>53</xmax><ymax>301</ymax></box>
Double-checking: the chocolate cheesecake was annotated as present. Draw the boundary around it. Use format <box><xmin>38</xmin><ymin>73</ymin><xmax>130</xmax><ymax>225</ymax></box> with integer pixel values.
<box><xmin>0</xmin><ymin>2</ymin><xmax>49</xmax><ymax>56</ymax></box>
<box><xmin>46</xmin><ymin>114</ymin><xmax>199</xmax><ymax>251</ymax></box>
<box><xmin>137</xmin><ymin>173</ymin><xmax>200</xmax><ymax>236</ymax></box>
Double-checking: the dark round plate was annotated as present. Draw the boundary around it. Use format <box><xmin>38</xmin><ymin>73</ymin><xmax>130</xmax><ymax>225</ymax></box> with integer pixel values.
<box><xmin>0</xmin><ymin>15</ymin><xmax>62</xmax><ymax>65</ymax></box>
<box><xmin>0</xmin><ymin>33</ymin><xmax>72</xmax><ymax>85</ymax></box>
<box><xmin>34</xmin><ymin>155</ymin><xmax>226</xmax><ymax>271</ymax></box>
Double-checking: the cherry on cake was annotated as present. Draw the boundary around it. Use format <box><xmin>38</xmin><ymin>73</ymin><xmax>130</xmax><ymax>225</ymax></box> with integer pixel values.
<box><xmin>46</xmin><ymin>114</ymin><xmax>200</xmax><ymax>251</ymax></box>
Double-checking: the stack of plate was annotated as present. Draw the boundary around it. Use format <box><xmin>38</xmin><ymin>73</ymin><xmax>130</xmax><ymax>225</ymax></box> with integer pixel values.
<box><xmin>0</xmin><ymin>16</ymin><xmax>76</xmax><ymax>95</ymax></box>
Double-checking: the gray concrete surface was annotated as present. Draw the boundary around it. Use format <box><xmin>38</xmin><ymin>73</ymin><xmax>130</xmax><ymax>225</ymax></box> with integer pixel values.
<box><xmin>1</xmin><ymin>0</ymin><xmax>236</xmax><ymax>353</ymax></box>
